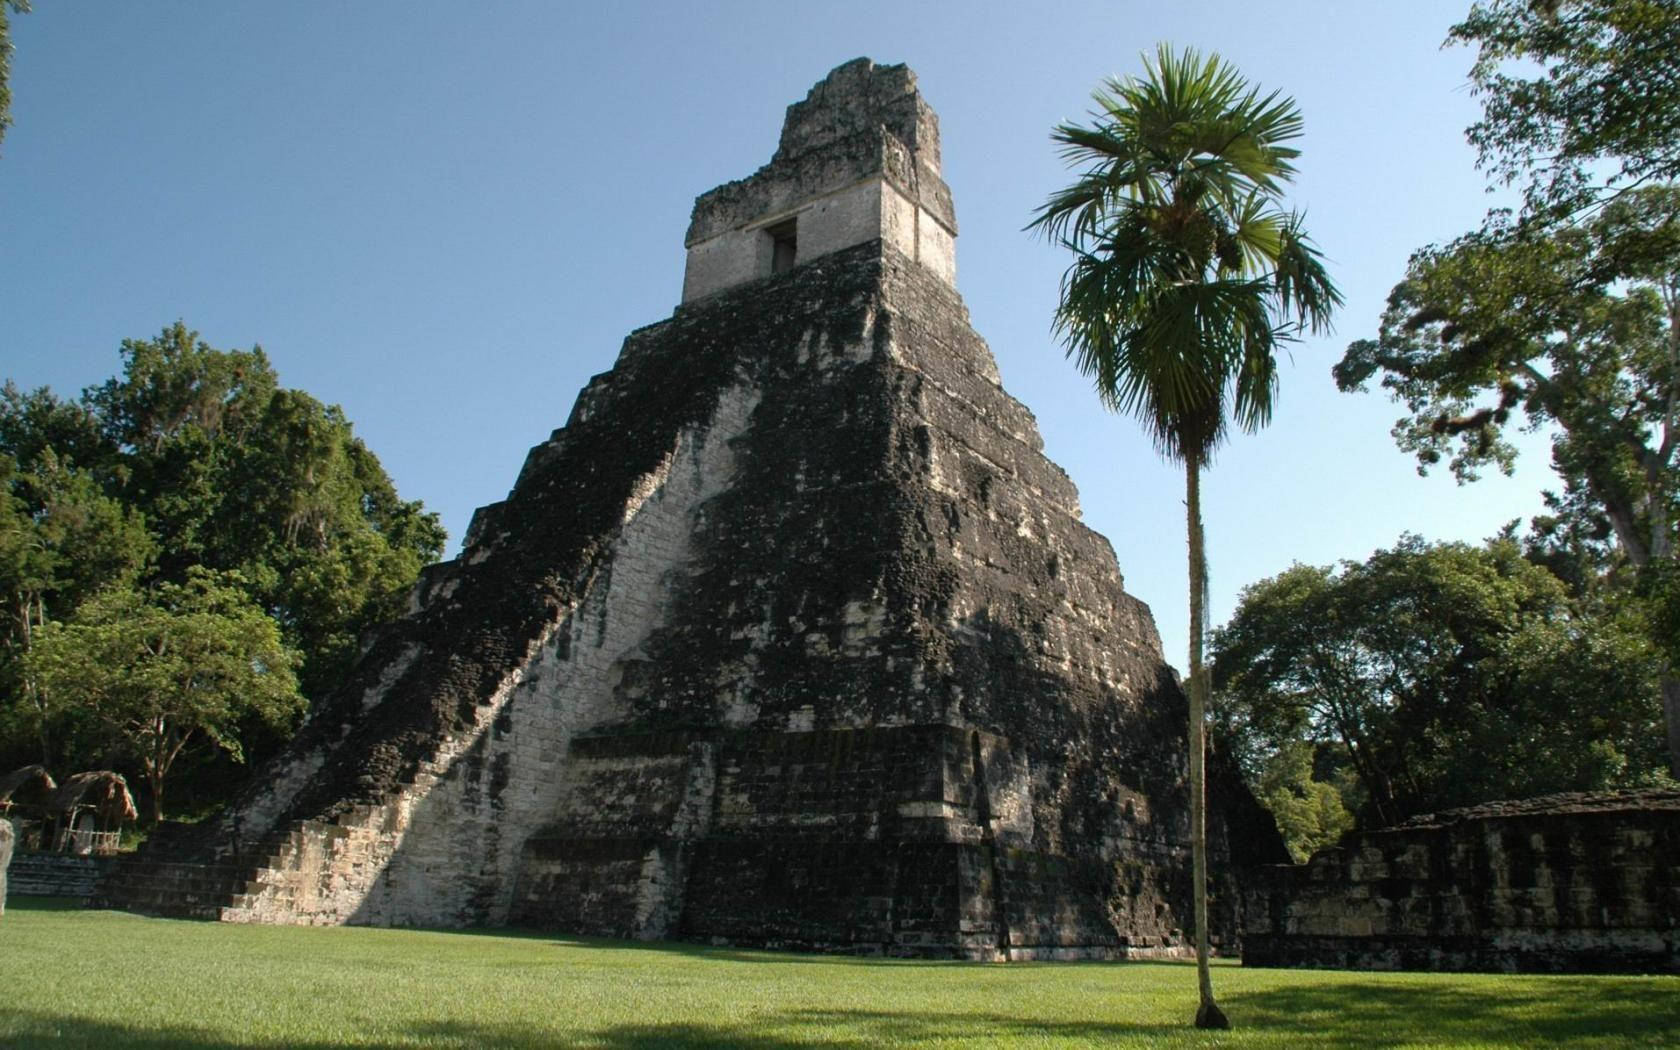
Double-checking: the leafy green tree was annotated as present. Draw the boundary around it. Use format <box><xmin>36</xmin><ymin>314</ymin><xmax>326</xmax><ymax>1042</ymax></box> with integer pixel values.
<box><xmin>1474</xmin><ymin>603</ymin><xmax>1664</xmax><ymax>794</ymax></box>
<box><xmin>1246</xmin><ymin>740</ymin><xmax>1356</xmax><ymax>863</ymax></box>
<box><xmin>0</xmin><ymin>453</ymin><xmax>153</xmax><ymax>767</ymax></box>
<box><xmin>1342</xmin><ymin>2</ymin><xmax>1680</xmax><ymax>775</ymax></box>
<box><xmin>1031</xmin><ymin>45</ymin><xmax>1339</xmax><ymax>1029</ymax></box>
<box><xmin>25</xmin><ymin>569</ymin><xmax>305</xmax><ymax>822</ymax></box>
<box><xmin>0</xmin><ymin>324</ymin><xmax>445</xmax><ymax>704</ymax></box>
<box><xmin>218</xmin><ymin>387</ymin><xmax>442</xmax><ymax>696</ymax></box>
<box><xmin>0</xmin><ymin>0</ymin><xmax>29</xmax><ymax>154</ymax></box>
<box><xmin>1337</xmin><ymin>186</ymin><xmax>1680</xmax><ymax>771</ymax></box>
<box><xmin>0</xmin><ymin>382</ymin><xmax>110</xmax><ymax>480</ymax></box>
<box><xmin>82</xmin><ymin>323</ymin><xmax>282</xmax><ymax>581</ymax></box>
<box><xmin>1213</xmin><ymin>537</ymin><xmax>1666</xmax><ymax>827</ymax></box>
<box><xmin>1451</xmin><ymin>0</ymin><xmax>1680</xmax><ymax>220</ymax></box>
<box><xmin>85</xmin><ymin>323</ymin><xmax>281</xmax><ymax>457</ymax></box>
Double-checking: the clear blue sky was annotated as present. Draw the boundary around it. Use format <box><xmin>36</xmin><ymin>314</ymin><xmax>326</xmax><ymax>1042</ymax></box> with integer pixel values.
<box><xmin>0</xmin><ymin>1</ymin><xmax>1554</xmax><ymax>673</ymax></box>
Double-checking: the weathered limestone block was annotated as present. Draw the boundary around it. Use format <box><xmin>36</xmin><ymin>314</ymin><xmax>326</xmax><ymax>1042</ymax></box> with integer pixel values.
<box><xmin>97</xmin><ymin>58</ymin><xmax>1286</xmax><ymax>958</ymax></box>
<box><xmin>1244</xmin><ymin>790</ymin><xmax>1680</xmax><ymax>973</ymax></box>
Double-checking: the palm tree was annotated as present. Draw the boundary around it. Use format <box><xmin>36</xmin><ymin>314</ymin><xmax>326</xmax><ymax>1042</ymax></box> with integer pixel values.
<box><xmin>1030</xmin><ymin>45</ymin><xmax>1338</xmax><ymax>1029</ymax></box>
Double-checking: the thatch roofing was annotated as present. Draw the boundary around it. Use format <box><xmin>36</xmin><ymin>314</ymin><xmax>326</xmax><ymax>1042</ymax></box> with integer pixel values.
<box><xmin>0</xmin><ymin>764</ymin><xmax>57</xmax><ymax>808</ymax></box>
<box><xmin>43</xmin><ymin>770</ymin><xmax>138</xmax><ymax>825</ymax></box>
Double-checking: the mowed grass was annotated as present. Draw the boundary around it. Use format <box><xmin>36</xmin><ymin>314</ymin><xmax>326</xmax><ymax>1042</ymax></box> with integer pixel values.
<box><xmin>0</xmin><ymin>899</ymin><xmax>1675</xmax><ymax>1049</ymax></box>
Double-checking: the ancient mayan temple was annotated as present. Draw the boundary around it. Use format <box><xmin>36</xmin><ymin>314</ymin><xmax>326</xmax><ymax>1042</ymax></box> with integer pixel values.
<box><xmin>99</xmin><ymin>58</ymin><xmax>1285</xmax><ymax>958</ymax></box>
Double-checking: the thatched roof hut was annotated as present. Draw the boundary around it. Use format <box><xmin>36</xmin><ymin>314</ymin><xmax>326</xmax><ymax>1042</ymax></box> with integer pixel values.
<box><xmin>0</xmin><ymin>764</ymin><xmax>57</xmax><ymax>813</ymax></box>
<box><xmin>43</xmin><ymin>771</ymin><xmax>138</xmax><ymax>827</ymax></box>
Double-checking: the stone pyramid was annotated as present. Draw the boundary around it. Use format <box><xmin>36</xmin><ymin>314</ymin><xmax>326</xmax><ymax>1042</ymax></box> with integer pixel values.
<box><xmin>101</xmin><ymin>58</ymin><xmax>1285</xmax><ymax>959</ymax></box>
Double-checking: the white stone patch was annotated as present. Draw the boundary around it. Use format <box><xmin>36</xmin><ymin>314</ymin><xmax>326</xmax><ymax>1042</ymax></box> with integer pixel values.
<box><xmin>898</xmin><ymin>801</ymin><xmax>962</xmax><ymax>819</ymax></box>
<box><xmin>799</xmin><ymin>180</ymin><xmax>891</xmax><ymax>262</ymax></box>
<box><xmin>198</xmin><ymin>644</ymin><xmax>424</xmax><ymax>859</ymax></box>
<box><xmin>680</xmin><ymin>176</ymin><xmax>957</xmax><ymax>303</ymax></box>
<box><xmin>915</xmin><ymin>207</ymin><xmax>957</xmax><ymax>287</ymax></box>
<box><xmin>621</xmin><ymin>448</ymin><xmax>676</xmax><ymax>526</ymax></box>
<box><xmin>359</xmin><ymin>643</ymin><xmax>422</xmax><ymax>714</ymax></box>
<box><xmin>839</xmin><ymin>600</ymin><xmax>887</xmax><ymax>654</ymax></box>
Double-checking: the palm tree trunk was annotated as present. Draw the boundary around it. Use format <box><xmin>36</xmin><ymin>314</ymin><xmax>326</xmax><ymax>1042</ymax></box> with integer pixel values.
<box><xmin>1186</xmin><ymin>455</ymin><xmax>1229</xmax><ymax>1030</ymax></box>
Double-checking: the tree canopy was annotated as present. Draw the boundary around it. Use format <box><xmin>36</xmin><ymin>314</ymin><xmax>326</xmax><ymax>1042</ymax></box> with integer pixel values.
<box><xmin>25</xmin><ymin>568</ymin><xmax>305</xmax><ymax>822</ymax></box>
<box><xmin>1340</xmin><ymin>1</ymin><xmax>1680</xmax><ymax>775</ymax></box>
<box><xmin>1030</xmin><ymin>45</ymin><xmax>1339</xmax><ymax>466</ymax></box>
<box><xmin>1335</xmin><ymin>187</ymin><xmax>1680</xmax><ymax>567</ymax></box>
<box><xmin>1244</xmin><ymin>738</ymin><xmax>1355</xmax><ymax>864</ymax></box>
<box><xmin>1213</xmin><ymin>537</ymin><xmax>1666</xmax><ymax>830</ymax></box>
<box><xmin>0</xmin><ymin>323</ymin><xmax>444</xmax><ymax>814</ymax></box>
<box><xmin>1451</xmin><ymin>0</ymin><xmax>1680</xmax><ymax>219</ymax></box>
<box><xmin>0</xmin><ymin>452</ymin><xmax>153</xmax><ymax>765</ymax></box>
<box><xmin>0</xmin><ymin>1</ymin><xmax>28</xmax><ymax>154</ymax></box>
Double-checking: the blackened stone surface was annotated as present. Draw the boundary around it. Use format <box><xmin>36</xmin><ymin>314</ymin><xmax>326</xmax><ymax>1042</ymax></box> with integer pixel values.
<box><xmin>98</xmin><ymin>60</ymin><xmax>1286</xmax><ymax>958</ymax></box>
<box><xmin>1244</xmin><ymin>790</ymin><xmax>1680</xmax><ymax>973</ymax></box>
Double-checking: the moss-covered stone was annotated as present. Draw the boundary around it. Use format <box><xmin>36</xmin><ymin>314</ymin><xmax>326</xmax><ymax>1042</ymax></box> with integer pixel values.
<box><xmin>1244</xmin><ymin>790</ymin><xmax>1680</xmax><ymax>973</ymax></box>
<box><xmin>96</xmin><ymin>58</ymin><xmax>1286</xmax><ymax>959</ymax></box>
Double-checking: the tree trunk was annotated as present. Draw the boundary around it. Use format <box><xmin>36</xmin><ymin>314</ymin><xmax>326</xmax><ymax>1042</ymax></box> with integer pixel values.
<box><xmin>147</xmin><ymin>767</ymin><xmax>164</xmax><ymax>824</ymax></box>
<box><xmin>34</xmin><ymin>687</ymin><xmax>51</xmax><ymax>768</ymax></box>
<box><xmin>1665</xmin><ymin>674</ymin><xmax>1680</xmax><ymax>780</ymax></box>
<box><xmin>1185</xmin><ymin>456</ymin><xmax>1228</xmax><ymax>1030</ymax></box>
<box><xmin>18</xmin><ymin>594</ymin><xmax>51</xmax><ymax>767</ymax></box>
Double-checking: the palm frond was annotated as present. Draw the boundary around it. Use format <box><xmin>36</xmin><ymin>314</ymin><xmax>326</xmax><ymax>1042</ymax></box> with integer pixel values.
<box><xmin>1273</xmin><ymin>212</ymin><xmax>1342</xmax><ymax>333</ymax></box>
<box><xmin>1227</xmin><ymin>195</ymin><xmax>1286</xmax><ymax>275</ymax></box>
<box><xmin>1034</xmin><ymin>44</ymin><xmax>1336</xmax><ymax>466</ymax></box>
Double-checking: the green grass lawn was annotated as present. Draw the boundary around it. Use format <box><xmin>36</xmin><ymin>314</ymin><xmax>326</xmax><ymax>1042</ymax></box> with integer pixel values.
<box><xmin>0</xmin><ymin>898</ymin><xmax>1674</xmax><ymax>1049</ymax></box>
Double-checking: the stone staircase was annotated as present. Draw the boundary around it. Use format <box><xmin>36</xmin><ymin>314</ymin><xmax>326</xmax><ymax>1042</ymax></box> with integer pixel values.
<box><xmin>90</xmin><ymin>821</ymin><xmax>264</xmax><ymax>919</ymax></box>
<box><xmin>96</xmin><ymin>690</ymin><xmax>506</xmax><ymax>925</ymax></box>
<box><xmin>216</xmin><ymin>804</ymin><xmax>396</xmax><ymax>925</ymax></box>
<box><xmin>91</xmin><ymin>857</ymin><xmax>253</xmax><ymax>918</ymax></box>
<box><xmin>93</xmin><ymin>793</ymin><xmax>416</xmax><ymax>924</ymax></box>
<box><xmin>5</xmin><ymin>852</ymin><xmax>116</xmax><ymax>899</ymax></box>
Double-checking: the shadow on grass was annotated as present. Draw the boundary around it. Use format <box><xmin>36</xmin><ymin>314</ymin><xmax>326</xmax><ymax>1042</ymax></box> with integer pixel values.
<box><xmin>9</xmin><ymin>898</ymin><xmax>975</xmax><ymax>966</ymax></box>
<box><xmin>8</xmin><ymin>986</ymin><xmax>1678</xmax><ymax>1050</ymax></box>
<box><xmin>10</xmin><ymin>895</ymin><xmax>228</xmax><ymax>923</ymax></box>
<box><xmin>462</xmin><ymin>1014</ymin><xmax>1188</xmax><ymax>1049</ymax></box>
<box><xmin>537</xmin><ymin>938</ymin><xmax>986</xmax><ymax>968</ymax></box>
<box><xmin>1224</xmin><ymin>975</ymin><xmax>1680</xmax><ymax>1047</ymax></box>
<box><xmin>386</xmin><ymin>922</ymin><xmax>994</xmax><ymax>968</ymax></box>
<box><xmin>407</xmin><ymin>987</ymin><xmax>1680</xmax><ymax>1049</ymax></box>
<box><xmin>0</xmin><ymin>1009</ymin><xmax>1188</xmax><ymax>1050</ymax></box>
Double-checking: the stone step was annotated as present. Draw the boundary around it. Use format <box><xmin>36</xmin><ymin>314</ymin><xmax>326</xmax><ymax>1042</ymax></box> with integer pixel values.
<box><xmin>5</xmin><ymin>852</ymin><xmax>117</xmax><ymax>899</ymax></box>
<box><xmin>90</xmin><ymin>788</ymin><xmax>407</xmax><ymax>920</ymax></box>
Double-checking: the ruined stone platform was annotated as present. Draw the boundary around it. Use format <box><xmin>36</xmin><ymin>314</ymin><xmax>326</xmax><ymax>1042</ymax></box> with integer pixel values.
<box><xmin>96</xmin><ymin>58</ymin><xmax>1285</xmax><ymax>958</ymax></box>
<box><xmin>1243</xmin><ymin>790</ymin><xmax>1680</xmax><ymax>973</ymax></box>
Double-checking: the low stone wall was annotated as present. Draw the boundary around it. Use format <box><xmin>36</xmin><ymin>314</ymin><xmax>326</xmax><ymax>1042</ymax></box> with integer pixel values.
<box><xmin>5</xmin><ymin>851</ymin><xmax>117</xmax><ymax>900</ymax></box>
<box><xmin>1243</xmin><ymin>791</ymin><xmax>1680</xmax><ymax>973</ymax></box>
